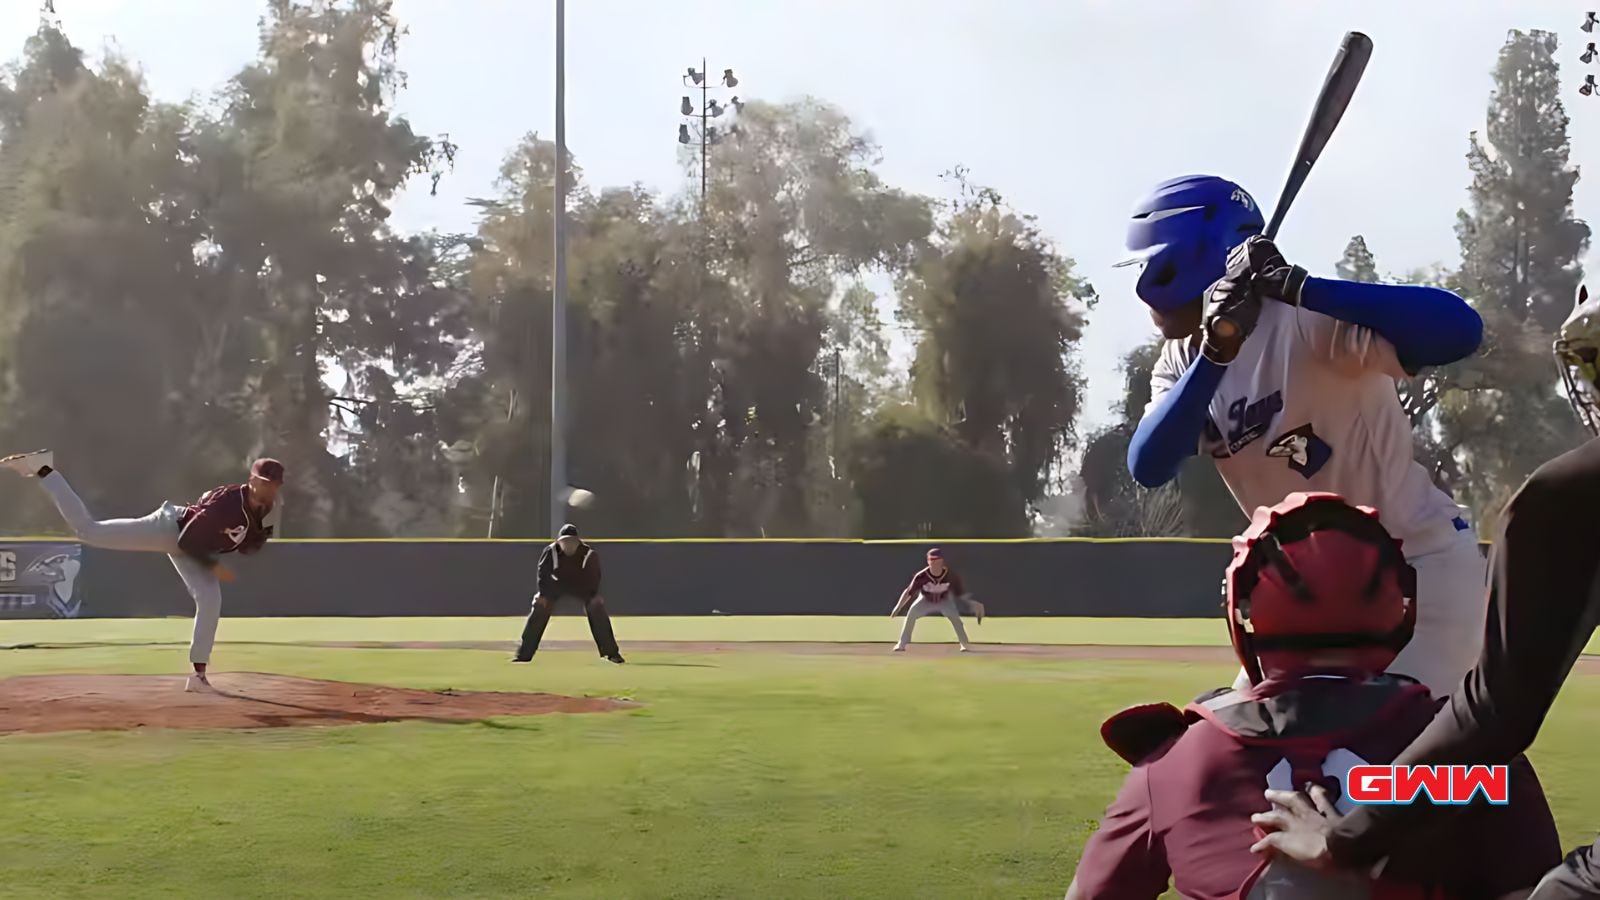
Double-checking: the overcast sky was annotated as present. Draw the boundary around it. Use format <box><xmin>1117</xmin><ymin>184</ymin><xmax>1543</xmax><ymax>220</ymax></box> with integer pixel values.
<box><xmin>3</xmin><ymin>0</ymin><xmax>1597</xmax><ymax>434</ymax></box>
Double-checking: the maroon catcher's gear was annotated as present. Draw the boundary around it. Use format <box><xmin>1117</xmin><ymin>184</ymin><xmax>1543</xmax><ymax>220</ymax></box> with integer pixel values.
<box><xmin>1225</xmin><ymin>492</ymin><xmax>1416</xmax><ymax>685</ymax></box>
<box><xmin>1072</xmin><ymin>677</ymin><xmax>1559</xmax><ymax>899</ymax></box>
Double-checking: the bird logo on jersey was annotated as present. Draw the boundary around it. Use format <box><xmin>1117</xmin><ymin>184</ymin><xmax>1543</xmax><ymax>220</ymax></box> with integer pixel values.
<box><xmin>1267</xmin><ymin>424</ymin><xmax>1333</xmax><ymax>478</ymax></box>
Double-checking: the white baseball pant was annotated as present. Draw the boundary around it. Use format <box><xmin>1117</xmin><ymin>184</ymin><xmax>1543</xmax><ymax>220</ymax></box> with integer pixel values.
<box><xmin>38</xmin><ymin>472</ymin><xmax>223</xmax><ymax>664</ymax></box>
<box><xmin>896</xmin><ymin>597</ymin><xmax>972</xmax><ymax>649</ymax></box>
<box><xmin>1233</xmin><ymin>528</ymin><xmax>1489</xmax><ymax>696</ymax></box>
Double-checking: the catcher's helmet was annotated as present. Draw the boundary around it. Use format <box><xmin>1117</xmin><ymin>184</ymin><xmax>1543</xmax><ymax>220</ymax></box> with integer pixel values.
<box><xmin>1555</xmin><ymin>284</ymin><xmax>1600</xmax><ymax>435</ymax></box>
<box><xmin>1225</xmin><ymin>492</ymin><xmax>1416</xmax><ymax>685</ymax></box>
<box><xmin>1114</xmin><ymin>174</ymin><xmax>1266</xmax><ymax>311</ymax></box>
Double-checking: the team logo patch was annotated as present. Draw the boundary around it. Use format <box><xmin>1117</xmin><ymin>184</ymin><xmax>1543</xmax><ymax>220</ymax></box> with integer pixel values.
<box><xmin>1267</xmin><ymin>424</ymin><xmax>1332</xmax><ymax>478</ymax></box>
<box><xmin>1207</xmin><ymin>390</ymin><xmax>1284</xmax><ymax>456</ymax></box>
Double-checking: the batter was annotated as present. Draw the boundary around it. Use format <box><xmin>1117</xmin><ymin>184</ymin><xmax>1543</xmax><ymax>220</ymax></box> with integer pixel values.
<box><xmin>1119</xmin><ymin>175</ymin><xmax>1488</xmax><ymax>695</ymax></box>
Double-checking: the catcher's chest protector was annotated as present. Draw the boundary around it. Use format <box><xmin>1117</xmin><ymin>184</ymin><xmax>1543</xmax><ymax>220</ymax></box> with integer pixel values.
<box><xmin>1183</xmin><ymin>678</ymin><xmax>1444</xmax><ymax>900</ymax></box>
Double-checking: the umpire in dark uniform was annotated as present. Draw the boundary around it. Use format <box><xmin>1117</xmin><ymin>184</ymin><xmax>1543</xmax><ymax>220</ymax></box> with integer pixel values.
<box><xmin>513</xmin><ymin>524</ymin><xmax>624</xmax><ymax>664</ymax></box>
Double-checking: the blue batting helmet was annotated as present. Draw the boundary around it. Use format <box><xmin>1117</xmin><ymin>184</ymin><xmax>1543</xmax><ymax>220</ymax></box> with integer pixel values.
<box><xmin>1114</xmin><ymin>175</ymin><xmax>1265</xmax><ymax>311</ymax></box>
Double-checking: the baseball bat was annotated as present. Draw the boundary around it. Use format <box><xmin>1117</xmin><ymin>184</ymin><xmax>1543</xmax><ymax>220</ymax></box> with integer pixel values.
<box><xmin>1211</xmin><ymin>31</ymin><xmax>1374</xmax><ymax>340</ymax></box>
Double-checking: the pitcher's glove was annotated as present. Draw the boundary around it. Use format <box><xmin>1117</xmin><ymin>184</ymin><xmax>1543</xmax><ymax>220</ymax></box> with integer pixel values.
<box><xmin>238</xmin><ymin>525</ymin><xmax>272</xmax><ymax>556</ymax></box>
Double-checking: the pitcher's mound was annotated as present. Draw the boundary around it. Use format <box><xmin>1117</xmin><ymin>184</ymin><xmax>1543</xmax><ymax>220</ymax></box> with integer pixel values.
<box><xmin>0</xmin><ymin>673</ymin><xmax>633</xmax><ymax>735</ymax></box>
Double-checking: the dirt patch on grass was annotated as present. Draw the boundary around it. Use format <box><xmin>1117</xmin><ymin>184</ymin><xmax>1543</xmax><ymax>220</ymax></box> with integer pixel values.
<box><xmin>0</xmin><ymin>672</ymin><xmax>634</xmax><ymax>735</ymax></box>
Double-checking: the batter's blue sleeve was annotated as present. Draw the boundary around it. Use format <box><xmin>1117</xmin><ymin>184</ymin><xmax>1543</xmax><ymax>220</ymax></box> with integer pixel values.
<box><xmin>1299</xmin><ymin>277</ymin><xmax>1483</xmax><ymax>371</ymax></box>
<box><xmin>1127</xmin><ymin>356</ymin><xmax>1227</xmax><ymax>488</ymax></box>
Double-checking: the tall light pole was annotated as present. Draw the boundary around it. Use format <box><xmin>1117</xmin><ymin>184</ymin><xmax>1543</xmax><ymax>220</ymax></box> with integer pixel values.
<box><xmin>550</xmin><ymin>0</ymin><xmax>569</xmax><ymax>535</ymax></box>
<box><xmin>679</xmin><ymin>64</ymin><xmax>741</xmax><ymax>204</ymax></box>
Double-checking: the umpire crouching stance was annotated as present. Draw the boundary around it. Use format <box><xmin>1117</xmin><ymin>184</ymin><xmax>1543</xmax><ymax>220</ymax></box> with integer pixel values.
<box><xmin>513</xmin><ymin>524</ymin><xmax>624</xmax><ymax>664</ymax></box>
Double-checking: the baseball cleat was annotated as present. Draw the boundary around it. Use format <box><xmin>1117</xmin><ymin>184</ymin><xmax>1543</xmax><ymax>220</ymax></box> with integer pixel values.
<box><xmin>959</xmin><ymin>645</ymin><xmax>974</xmax><ymax>653</ymax></box>
<box><xmin>511</xmin><ymin>655</ymin><xmax>533</xmax><ymax>663</ymax></box>
<box><xmin>0</xmin><ymin>449</ymin><xmax>52</xmax><ymax>477</ymax></box>
<box><xmin>891</xmin><ymin>644</ymin><xmax>906</xmax><ymax>652</ymax></box>
<box><xmin>184</xmin><ymin>673</ymin><xmax>215</xmax><ymax>693</ymax></box>
<box><xmin>605</xmin><ymin>653</ymin><xmax>626</xmax><ymax>664</ymax></box>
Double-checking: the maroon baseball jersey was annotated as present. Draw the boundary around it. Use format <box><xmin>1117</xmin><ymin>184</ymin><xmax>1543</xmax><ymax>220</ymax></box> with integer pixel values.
<box><xmin>907</xmin><ymin>567</ymin><xmax>964</xmax><ymax>603</ymax></box>
<box><xmin>177</xmin><ymin>484</ymin><xmax>274</xmax><ymax>559</ymax></box>
<box><xmin>1072</xmin><ymin>675</ymin><xmax>1560</xmax><ymax>899</ymax></box>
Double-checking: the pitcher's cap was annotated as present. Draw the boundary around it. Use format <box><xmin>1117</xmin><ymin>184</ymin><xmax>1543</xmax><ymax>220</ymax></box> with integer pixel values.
<box><xmin>250</xmin><ymin>458</ymin><xmax>285</xmax><ymax>483</ymax></box>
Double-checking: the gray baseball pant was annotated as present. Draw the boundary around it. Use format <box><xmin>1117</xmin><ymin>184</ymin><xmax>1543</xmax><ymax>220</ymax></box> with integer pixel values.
<box><xmin>896</xmin><ymin>597</ymin><xmax>972</xmax><ymax>648</ymax></box>
<box><xmin>37</xmin><ymin>472</ymin><xmax>222</xmax><ymax>664</ymax></box>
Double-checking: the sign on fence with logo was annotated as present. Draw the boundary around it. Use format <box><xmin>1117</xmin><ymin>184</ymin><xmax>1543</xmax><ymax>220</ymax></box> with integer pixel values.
<box><xmin>0</xmin><ymin>542</ymin><xmax>84</xmax><ymax>619</ymax></box>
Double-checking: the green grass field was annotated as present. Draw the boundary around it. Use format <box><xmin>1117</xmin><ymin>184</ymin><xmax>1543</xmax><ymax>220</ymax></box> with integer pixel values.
<box><xmin>1</xmin><ymin>617</ymin><xmax>1596</xmax><ymax>899</ymax></box>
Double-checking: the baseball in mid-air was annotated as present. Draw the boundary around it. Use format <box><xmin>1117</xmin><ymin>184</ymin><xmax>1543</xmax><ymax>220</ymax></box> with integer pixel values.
<box><xmin>567</xmin><ymin>488</ymin><xmax>595</xmax><ymax>509</ymax></box>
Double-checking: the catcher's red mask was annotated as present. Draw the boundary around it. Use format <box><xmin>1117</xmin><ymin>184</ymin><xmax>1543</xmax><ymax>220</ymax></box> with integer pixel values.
<box><xmin>1225</xmin><ymin>492</ymin><xmax>1417</xmax><ymax>685</ymax></box>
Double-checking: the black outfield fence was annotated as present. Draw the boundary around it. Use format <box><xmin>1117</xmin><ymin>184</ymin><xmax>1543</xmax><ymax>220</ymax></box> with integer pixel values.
<box><xmin>0</xmin><ymin>538</ymin><xmax>1249</xmax><ymax>619</ymax></box>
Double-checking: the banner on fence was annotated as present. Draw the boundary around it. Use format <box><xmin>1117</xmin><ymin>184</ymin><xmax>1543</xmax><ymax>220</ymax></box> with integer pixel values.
<box><xmin>0</xmin><ymin>542</ymin><xmax>84</xmax><ymax>619</ymax></box>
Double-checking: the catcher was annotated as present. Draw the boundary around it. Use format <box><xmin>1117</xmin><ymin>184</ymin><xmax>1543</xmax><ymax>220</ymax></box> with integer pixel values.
<box><xmin>889</xmin><ymin>548</ymin><xmax>984</xmax><ymax>653</ymax></box>
<box><xmin>1066</xmin><ymin>493</ymin><xmax>1558</xmax><ymax>899</ymax></box>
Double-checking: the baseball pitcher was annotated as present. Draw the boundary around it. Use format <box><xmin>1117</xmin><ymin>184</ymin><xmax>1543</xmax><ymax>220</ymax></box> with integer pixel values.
<box><xmin>889</xmin><ymin>548</ymin><xmax>983</xmax><ymax>653</ymax></box>
<box><xmin>1251</xmin><ymin>285</ymin><xmax>1600</xmax><ymax>897</ymax></box>
<box><xmin>1119</xmin><ymin>175</ymin><xmax>1488</xmax><ymax>696</ymax></box>
<box><xmin>1066</xmin><ymin>493</ymin><xmax>1559</xmax><ymax>899</ymax></box>
<box><xmin>1</xmin><ymin>450</ymin><xmax>282</xmax><ymax>692</ymax></box>
<box><xmin>512</xmin><ymin>523</ymin><xmax>623</xmax><ymax>664</ymax></box>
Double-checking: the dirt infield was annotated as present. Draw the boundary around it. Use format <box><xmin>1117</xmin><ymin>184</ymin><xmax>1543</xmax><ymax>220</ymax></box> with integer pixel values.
<box><xmin>9</xmin><ymin>638</ymin><xmax>1600</xmax><ymax>669</ymax></box>
<box><xmin>299</xmin><ymin>640</ymin><xmax>1600</xmax><ymax>671</ymax></box>
<box><xmin>409</xmin><ymin>640</ymin><xmax>1243</xmax><ymax>661</ymax></box>
<box><xmin>3</xmin><ymin>645</ymin><xmax>1594</xmax><ymax>737</ymax></box>
<box><xmin>0</xmin><ymin>672</ymin><xmax>634</xmax><ymax>735</ymax></box>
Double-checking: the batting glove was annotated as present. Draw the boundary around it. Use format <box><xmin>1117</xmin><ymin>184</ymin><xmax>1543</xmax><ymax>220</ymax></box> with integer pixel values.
<box><xmin>1236</xmin><ymin>236</ymin><xmax>1309</xmax><ymax>306</ymax></box>
<box><xmin>1201</xmin><ymin>273</ymin><xmax>1262</xmax><ymax>364</ymax></box>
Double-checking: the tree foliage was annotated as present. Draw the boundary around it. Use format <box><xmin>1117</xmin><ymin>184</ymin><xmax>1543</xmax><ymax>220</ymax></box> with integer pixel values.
<box><xmin>1074</xmin><ymin>340</ymin><xmax>1240</xmax><ymax>538</ymax></box>
<box><xmin>894</xmin><ymin>171</ymin><xmax>1091</xmax><ymax>517</ymax></box>
<box><xmin>0</xmin><ymin>15</ymin><xmax>1586</xmax><ymax>540</ymax></box>
<box><xmin>1432</xmin><ymin>29</ymin><xmax>1591</xmax><ymax>520</ymax></box>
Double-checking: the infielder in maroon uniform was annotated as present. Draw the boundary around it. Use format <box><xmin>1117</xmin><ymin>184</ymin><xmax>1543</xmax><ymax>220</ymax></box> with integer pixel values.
<box><xmin>1250</xmin><ymin>285</ymin><xmax>1600</xmax><ymax>897</ymax></box>
<box><xmin>1066</xmin><ymin>492</ymin><xmax>1559</xmax><ymax>900</ymax></box>
<box><xmin>1</xmin><ymin>450</ymin><xmax>281</xmax><ymax>692</ymax></box>
<box><xmin>889</xmin><ymin>548</ymin><xmax>984</xmax><ymax>652</ymax></box>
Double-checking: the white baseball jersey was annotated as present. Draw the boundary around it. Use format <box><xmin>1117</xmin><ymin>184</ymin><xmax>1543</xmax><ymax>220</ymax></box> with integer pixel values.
<box><xmin>1147</xmin><ymin>301</ymin><xmax>1468</xmax><ymax>557</ymax></box>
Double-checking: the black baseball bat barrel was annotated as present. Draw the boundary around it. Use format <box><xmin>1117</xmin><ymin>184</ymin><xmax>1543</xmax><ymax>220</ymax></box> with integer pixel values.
<box><xmin>1211</xmin><ymin>31</ymin><xmax>1373</xmax><ymax>341</ymax></box>
<box><xmin>1263</xmin><ymin>31</ymin><xmax>1373</xmax><ymax>241</ymax></box>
